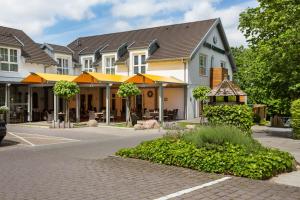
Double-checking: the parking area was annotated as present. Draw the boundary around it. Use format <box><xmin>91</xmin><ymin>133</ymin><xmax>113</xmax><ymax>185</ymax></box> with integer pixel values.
<box><xmin>0</xmin><ymin>131</ymin><xmax>79</xmax><ymax>150</ymax></box>
<box><xmin>0</xmin><ymin>125</ymin><xmax>299</xmax><ymax>200</ymax></box>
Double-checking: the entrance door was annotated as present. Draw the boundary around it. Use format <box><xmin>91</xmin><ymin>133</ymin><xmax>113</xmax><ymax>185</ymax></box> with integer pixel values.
<box><xmin>88</xmin><ymin>94</ymin><xmax>93</xmax><ymax>111</ymax></box>
<box><xmin>80</xmin><ymin>95</ymin><xmax>86</xmax><ymax>113</ymax></box>
<box><xmin>136</xmin><ymin>95</ymin><xmax>143</xmax><ymax>118</ymax></box>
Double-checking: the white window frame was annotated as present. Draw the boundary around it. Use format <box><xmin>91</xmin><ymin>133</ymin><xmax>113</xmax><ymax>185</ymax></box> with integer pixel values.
<box><xmin>133</xmin><ymin>54</ymin><xmax>146</xmax><ymax>74</ymax></box>
<box><xmin>104</xmin><ymin>56</ymin><xmax>116</xmax><ymax>74</ymax></box>
<box><xmin>57</xmin><ymin>58</ymin><xmax>69</xmax><ymax>75</ymax></box>
<box><xmin>199</xmin><ymin>54</ymin><xmax>208</xmax><ymax>76</ymax></box>
<box><xmin>0</xmin><ymin>47</ymin><xmax>18</xmax><ymax>72</ymax></box>
<box><xmin>82</xmin><ymin>57</ymin><xmax>94</xmax><ymax>72</ymax></box>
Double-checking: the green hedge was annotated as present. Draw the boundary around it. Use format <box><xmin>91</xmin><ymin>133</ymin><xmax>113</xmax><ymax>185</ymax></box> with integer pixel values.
<box><xmin>291</xmin><ymin>99</ymin><xmax>300</xmax><ymax>139</ymax></box>
<box><xmin>204</xmin><ymin>105</ymin><xmax>253</xmax><ymax>133</ymax></box>
<box><xmin>117</xmin><ymin>138</ymin><xmax>295</xmax><ymax>180</ymax></box>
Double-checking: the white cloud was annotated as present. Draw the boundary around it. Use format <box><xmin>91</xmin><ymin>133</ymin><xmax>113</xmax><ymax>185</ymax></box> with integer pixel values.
<box><xmin>0</xmin><ymin>0</ymin><xmax>103</xmax><ymax>36</ymax></box>
<box><xmin>183</xmin><ymin>1</ymin><xmax>258</xmax><ymax>46</ymax></box>
<box><xmin>0</xmin><ymin>0</ymin><xmax>257</xmax><ymax>46</ymax></box>
<box><xmin>109</xmin><ymin>0</ymin><xmax>257</xmax><ymax>46</ymax></box>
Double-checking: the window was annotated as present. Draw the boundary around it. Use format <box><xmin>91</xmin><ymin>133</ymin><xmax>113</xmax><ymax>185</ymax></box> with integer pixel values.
<box><xmin>210</xmin><ymin>56</ymin><xmax>214</xmax><ymax>68</ymax></box>
<box><xmin>199</xmin><ymin>54</ymin><xmax>207</xmax><ymax>76</ymax></box>
<box><xmin>133</xmin><ymin>54</ymin><xmax>146</xmax><ymax>74</ymax></box>
<box><xmin>82</xmin><ymin>57</ymin><xmax>93</xmax><ymax>72</ymax></box>
<box><xmin>221</xmin><ymin>61</ymin><xmax>226</xmax><ymax>68</ymax></box>
<box><xmin>105</xmin><ymin>56</ymin><xmax>116</xmax><ymax>74</ymax></box>
<box><xmin>57</xmin><ymin>58</ymin><xmax>69</xmax><ymax>75</ymax></box>
<box><xmin>0</xmin><ymin>47</ymin><xmax>18</xmax><ymax>72</ymax></box>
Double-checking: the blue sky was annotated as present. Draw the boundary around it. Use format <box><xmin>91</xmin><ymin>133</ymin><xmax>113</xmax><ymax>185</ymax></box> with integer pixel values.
<box><xmin>0</xmin><ymin>0</ymin><xmax>257</xmax><ymax>46</ymax></box>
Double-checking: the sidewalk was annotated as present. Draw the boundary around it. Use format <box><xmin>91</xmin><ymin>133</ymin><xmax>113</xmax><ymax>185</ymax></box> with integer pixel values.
<box><xmin>252</xmin><ymin>125</ymin><xmax>300</xmax><ymax>187</ymax></box>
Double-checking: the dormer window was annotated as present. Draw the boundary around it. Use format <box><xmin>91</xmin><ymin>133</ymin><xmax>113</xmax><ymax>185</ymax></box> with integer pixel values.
<box><xmin>82</xmin><ymin>57</ymin><xmax>93</xmax><ymax>72</ymax></box>
<box><xmin>0</xmin><ymin>47</ymin><xmax>18</xmax><ymax>72</ymax></box>
<box><xmin>105</xmin><ymin>56</ymin><xmax>116</xmax><ymax>74</ymax></box>
<box><xmin>133</xmin><ymin>54</ymin><xmax>146</xmax><ymax>74</ymax></box>
<box><xmin>57</xmin><ymin>58</ymin><xmax>69</xmax><ymax>75</ymax></box>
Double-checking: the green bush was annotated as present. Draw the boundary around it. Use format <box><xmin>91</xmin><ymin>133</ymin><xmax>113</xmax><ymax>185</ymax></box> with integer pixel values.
<box><xmin>117</xmin><ymin>138</ymin><xmax>295</xmax><ymax>180</ymax></box>
<box><xmin>182</xmin><ymin>126</ymin><xmax>260</xmax><ymax>151</ymax></box>
<box><xmin>204</xmin><ymin>105</ymin><xmax>253</xmax><ymax>133</ymax></box>
<box><xmin>291</xmin><ymin>99</ymin><xmax>300</xmax><ymax>139</ymax></box>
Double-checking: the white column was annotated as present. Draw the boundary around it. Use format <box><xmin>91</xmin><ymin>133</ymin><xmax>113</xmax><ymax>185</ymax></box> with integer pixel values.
<box><xmin>53</xmin><ymin>93</ymin><xmax>58</xmax><ymax>122</ymax></box>
<box><xmin>158</xmin><ymin>83</ymin><xmax>164</xmax><ymax>123</ymax></box>
<box><xmin>27</xmin><ymin>86</ymin><xmax>32</xmax><ymax>122</ymax></box>
<box><xmin>5</xmin><ymin>84</ymin><xmax>10</xmax><ymax>123</ymax></box>
<box><xmin>106</xmin><ymin>83</ymin><xmax>111</xmax><ymax>125</ymax></box>
<box><xmin>76</xmin><ymin>93</ymin><xmax>80</xmax><ymax>122</ymax></box>
<box><xmin>244</xmin><ymin>96</ymin><xmax>248</xmax><ymax>105</ymax></box>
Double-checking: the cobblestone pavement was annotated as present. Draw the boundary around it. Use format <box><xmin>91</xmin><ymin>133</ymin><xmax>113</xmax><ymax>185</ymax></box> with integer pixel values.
<box><xmin>0</xmin><ymin>126</ymin><xmax>300</xmax><ymax>200</ymax></box>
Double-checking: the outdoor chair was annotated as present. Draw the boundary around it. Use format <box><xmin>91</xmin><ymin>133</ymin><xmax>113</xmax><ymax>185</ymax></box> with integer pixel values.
<box><xmin>142</xmin><ymin>110</ymin><xmax>153</xmax><ymax>120</ymax></box>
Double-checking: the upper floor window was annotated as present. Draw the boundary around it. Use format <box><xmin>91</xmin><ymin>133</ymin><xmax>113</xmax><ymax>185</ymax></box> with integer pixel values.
<box><xmin>221</xmin><ymin>61</ymin><xmax>226</xmax><ymax>68</ymax></box>
<box><xmin>82</xmin><ymin>57</ymin><xmax>93</xmax><ymax>72</ymax></box>
<box><xmin>105</xmin><ymin>56</ymin><xmax>116</xmax><ymax>74</ymax></box>
<box><xmin>199</xmin><ymin>54</ymin><xmax>207</xmax><ymax>76</ymax></box>
<box><xmin>0</xmin><ymin>47</ymin><xmax>18</xmax><ymax>72</ymax></box>
<box><xmin>57</xmin><ymin>58</ymin><xmax>69</xmax><ymax>75</ymax></box>
<box><xmin>133</xmin><ymin>54</ymin><xmax>146</xmax><ymax>74</ymax></box>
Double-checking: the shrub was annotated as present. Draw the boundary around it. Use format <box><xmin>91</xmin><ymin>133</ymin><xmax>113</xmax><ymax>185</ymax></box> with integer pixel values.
<box><xmin>0</xmin><ymin>106</ymin><xmax>9</xmax><ymax>114</ymax></box>
<box><xmin>204</xmin><ymin>105</ymin><xmax>253</xmax><ymax>133</ymax></box>
<box><xmin>253</xmin><ymin>113</ymin><xmax>261</xmax><ymax>124</ymax></box>
<box><xmin>117</xmin><ymin>138</ymin><xmax>295</xmax><ymax>180</ymax></box>
<box><xmin>291</xmin><ymin>99</ymin><xmax>300</xmax><ymax>139</ymax></box>
<box><xmin>182</xmin><ymin>126</ymin><xmax>260</xmax><ymax>151</ymax></box>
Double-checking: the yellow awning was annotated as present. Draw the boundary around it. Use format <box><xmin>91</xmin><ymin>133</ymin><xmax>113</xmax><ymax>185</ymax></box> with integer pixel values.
<box><xmin>126</xmin><ymin>73</ymin><xmax>185</xmax><ymax>84</ymax></box>
<box><xmin>73</xmin><ymin>71</ymin><xmax>129</xmax><ymax>84</ymax></box>
<box><xmin>21</xmin><ymin>73</ymin><xmax>76</xmax><ymax>84</ymax></box>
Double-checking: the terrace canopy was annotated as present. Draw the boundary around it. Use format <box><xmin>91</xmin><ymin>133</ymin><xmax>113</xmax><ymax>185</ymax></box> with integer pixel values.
<box><xmin>126</xmin><ymin>73</ymin><xmax>185</xmax><ymax>85</ymax></box>
<box><xmin>22</xmin><ymin>72</ymin><xmax>76</xmax><ymax>84</ymax></box>
<box><xmin>73</xmin><ymin>71</ymin><xmax>129</xmax><ymax>84</ymax></box>
<box><xmin>73</xmin><ymin>72</ymin><xmax>131</xmax><ymax>125</ymax></box>
<box><xmin>126</xmin><ymin>73</ymin><xmax>185</xmax><ymax>122</ymax></box>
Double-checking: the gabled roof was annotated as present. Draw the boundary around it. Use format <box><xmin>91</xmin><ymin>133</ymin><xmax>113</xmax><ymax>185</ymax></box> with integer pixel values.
<box><xmin>0</xmin><ymin>26</ymin><xmax>57</xmax><ymax>66</ymax></box>
<box><xmin>40</xmin><ymin>43</ymin><xmax>73</xmax><ymax>55</ymax></box>
<box><xmin>208</xmin><ymin>78</ymin><xmax>246</xmax><ymax>97</ymax></box>
<box><xmin>0</xmin><ymin>33</ymin><xmax>23</xmax><ymax>47</ymax></box>
<box><xmin>68</xmin><ymin>19</ymin><xmax>217</xmax><ymax>61</ymax></box>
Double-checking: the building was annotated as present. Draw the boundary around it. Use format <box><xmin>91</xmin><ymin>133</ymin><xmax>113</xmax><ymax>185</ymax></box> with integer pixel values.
<box><xmin>0</xmin><ymin>26</ymin><xmax>57</xmax><ymax>123</ymax></box>
<box><xmin>0</xmin><ymin>18</ymin><xmax>236</xmax><ymax>123</ymax></box>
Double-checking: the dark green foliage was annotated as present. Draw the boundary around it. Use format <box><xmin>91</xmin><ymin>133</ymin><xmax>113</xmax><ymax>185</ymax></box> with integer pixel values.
<box><xmin>53</xmin><ymin>81</ymin><xmax>80</xmax><ymax>100</ymax></box>
<box><xmin>291</xmin><ymin>99</ymin><xmax>300</xmax><ymax>139</ymax></box>
<box><xmin>117</xmin><ymin>138</ymin><xmax>295</xmax><ymax>180</ymax></box>
<box><xmin>117</xmin><ymin>83</ymin><xmax>141</xmax><ymax>98</ymax></box>
<box><xmin>192</xmin><ymin>86</ymin><xmax>211</xmax><ymax>101</ymax></box>
<box><xmin>204</xmin><ymin>105</ymin><xmax>253</xmax><ymax>133</ymax></box>
<box><xmin>182</xmin><ymin>126</ymin><xmax>260</xmax><ymax>151</ymax></box>
<box><xmin>235</xmin><ymin>0</ymin><xmax>300</xmax><ymax>115</ymax></box>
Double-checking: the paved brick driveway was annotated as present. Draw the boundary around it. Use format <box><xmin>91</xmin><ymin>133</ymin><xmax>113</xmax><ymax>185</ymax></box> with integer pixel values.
<box><xmin>0</xmin><ymin>126</ymin><xmax>299</xmax><ymax>200</ymax></box>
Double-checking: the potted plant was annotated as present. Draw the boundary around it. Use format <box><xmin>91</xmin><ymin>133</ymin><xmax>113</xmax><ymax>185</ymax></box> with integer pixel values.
<box><xmin>0</xmin><ymin>106</ymin><xmax>9</xmax><ymax>121</ymax></box>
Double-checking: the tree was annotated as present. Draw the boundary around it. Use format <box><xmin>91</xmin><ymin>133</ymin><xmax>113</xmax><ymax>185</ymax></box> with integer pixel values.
<box><xmin>53</xmin><ymin>81</ymin><xmax>80</xmax><ymax>127</ymax></box>
<box><xmin>192</xmin><ymin>86</ymin><xmax>211</xmax><ymax>123</ymax></box>
<box><xmin>236</xmin><ymin>0</ymin><xmax>300</xmax><ymax>116</ymax></box>
<box><xmin>117</xmin><ymin>83</ymin><xmax>141</xmax><ymax>126</ymax></box>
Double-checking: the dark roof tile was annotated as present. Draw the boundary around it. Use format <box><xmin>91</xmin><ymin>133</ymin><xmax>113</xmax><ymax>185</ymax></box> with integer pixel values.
<box><xmin>68</xmin><ymin>19</ymin><xmax>217</xmax><ymax>60</ymax></box>
<box><xmin>0</xmin><ymin>26</ymin><xmax>57</xmax><ymax>66</ymax></box>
